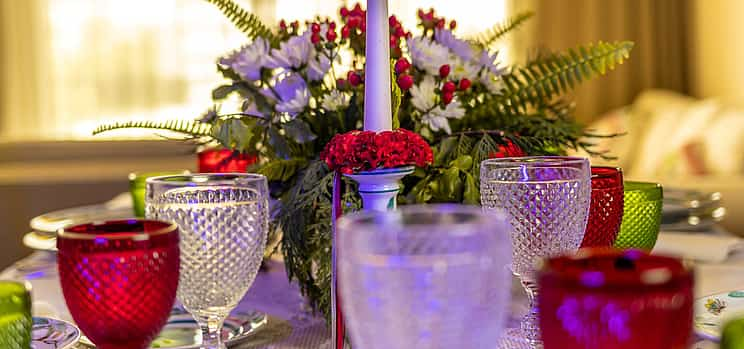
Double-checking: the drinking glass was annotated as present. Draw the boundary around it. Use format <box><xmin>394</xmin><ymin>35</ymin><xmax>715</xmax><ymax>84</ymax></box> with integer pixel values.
<box><xmin>538</xmin><ymin>248</ymin><xmax>694</xmax><ymax>349</ymax></box>
<box><xmin>581</xmin><ymin>167</ymin><xmax>624</xmax><ymax>247</ymax></box>
<box><xmin>57</xmin><ymin>219</ymin><xmax>180</xmax><ymax>349</ymax></box>
<box><xmin>480</xmin><ymin>156</ymin><xmax>591</xmax><ymax>345</ymax></box>
<box><xmin>614</xmin><ymin>181</ymin><xmax>663</xmax><ymax>250</ymax></box>
<box><xmin>129</xmin><ymin>170</ymin><xmax>190</xmax><ymax>217</ymax></box>
<box><xmin>0</xmin><ymin>281</ymin><xmax>31</xmax><ymax>349</ymax></box>
<box><xmin>337</xmin><ymin>205</ymin><xmax>513</xmax><ymax>349</ymax></box>
<box><xmin>146</xmin><ymin>173</ymin><xmax>269</xmax><ymax>349</ymax></box>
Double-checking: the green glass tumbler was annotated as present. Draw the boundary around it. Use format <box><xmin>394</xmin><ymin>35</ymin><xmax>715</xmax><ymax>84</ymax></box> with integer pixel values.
<box><xmin>722</xmin><ymin>317</ymin><xmax>744</xmax><ymax>349</ymax></box>
<box><xmin>0</xmin><ymin>281</ymin><xmax>32</xmax><ymax>349</ymax></box>
<box><xmin>614</xmin><ymin>181</ymin><xmax>663</xmax><ymax>250</ymax></box>
<box><xmin>129</xmin><ymin>170</ymin><xmax>189</xmax><ymax>217</ymax></box>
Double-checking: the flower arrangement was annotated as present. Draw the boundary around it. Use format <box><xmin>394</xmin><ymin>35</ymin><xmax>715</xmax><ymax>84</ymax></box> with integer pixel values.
<box><xmin>94</xmin><ymin>0</ymin><xmax>633</xmax><ymax>319</ymax></box>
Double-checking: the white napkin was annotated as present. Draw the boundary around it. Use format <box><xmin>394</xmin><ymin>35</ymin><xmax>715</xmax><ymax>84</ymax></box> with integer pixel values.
<box><xmin>653</xmin><ymin>230</ymin><xmax>744</xmax><ymax>263</ymax></box>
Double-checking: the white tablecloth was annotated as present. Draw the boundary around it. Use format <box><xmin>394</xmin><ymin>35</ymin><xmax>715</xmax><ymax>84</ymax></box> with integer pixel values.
<box><xmin>4</xmin><ymin>233</ymin><xmax>743</xmax><ymax>349</ymax></box>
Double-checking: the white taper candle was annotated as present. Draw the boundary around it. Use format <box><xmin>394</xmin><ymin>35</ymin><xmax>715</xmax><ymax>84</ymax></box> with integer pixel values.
<box><xmin>363</xmin><ymin>0</ymin><xmax>392</xmax><ymax>132</ymax></box>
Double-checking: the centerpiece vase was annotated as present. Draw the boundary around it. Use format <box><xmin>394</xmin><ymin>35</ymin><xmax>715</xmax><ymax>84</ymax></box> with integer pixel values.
<box><xmin>332</xmin><ymin>166</ymin><xmax>414</xmax><ymax>348</ymax></box>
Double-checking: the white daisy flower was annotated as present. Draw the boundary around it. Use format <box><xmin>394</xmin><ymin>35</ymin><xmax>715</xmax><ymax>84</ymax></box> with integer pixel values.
<box><xmin>450</xmin><ymin>57</ymin><xmax>479</xmax><ymax>81</ymax></box>
<box><xmin>410</xmin><ymin>76</ymin><xmax>465</xmax><ymax>134</ymax></box>
<box><xmin>435</xmin><ymin>29</ymin><xmax>474</xmax><ymax>61</ymax></box>
<box><xmin>219</xmin><ymin>37</ymin><xmax>270</xmax><ymax>81</ymax></box>
<box><xmin>407</xmin><ymin>37</ymin><xmax>450</xmax><ymax>76</ymax></box>
<box><xmin>321</xmin><ymin>90</ymin><xmax>350</xmax><ymax>111</ymax></box>
<box><xmin>410</xmin><ymin>76</ymin><xmax>438</xmax><ymax>111</ymax></box>
<box><xmin>266</xmin><ymin>32</ymin><xmax>313</xmax><ymax>69</ymax></box>
<box><xmin>421</xmin><ymin>100</ymin><xmax>465</xmax><ymax>134</ymax></box>
<box><xmin>480</xmin><ymin>74</ymin><xmax>505</xmax><ymax>94</ymax></box>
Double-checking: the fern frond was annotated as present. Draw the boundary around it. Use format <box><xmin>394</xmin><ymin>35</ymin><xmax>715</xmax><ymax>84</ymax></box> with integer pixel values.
<box><xmin>92</xmin><ymin>120</ymin><xmax>213</xmax><ymax>137</ymax></box>
<box><xmin>204</xmin><ymin>0</ymin><xmax>277</xmax><ymax>44</ymax></box>
<box><xmin>471</xmin><ymin>11</ymin><xmax>534</xmax><ymax>47</ymax></box>
<box><xmin>497</xmin><ymin>41</ymin><xmax>634</xmax><ymax>114</ymax></box>
<box><xmin>257</xmin><ymin>158</ymin><xmax>308</xmax><ymax>182</ymax></box>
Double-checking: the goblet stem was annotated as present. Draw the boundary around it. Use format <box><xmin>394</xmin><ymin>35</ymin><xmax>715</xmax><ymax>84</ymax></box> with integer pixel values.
<box><xmin>520</xmin><ymin>277</ymin><xmax>543</xmax><ymax>348</ymax></box>
<box><xmin>195</xmin><ymin>313</ymin><xmax>227</xmax><ymax>349</ymax></box>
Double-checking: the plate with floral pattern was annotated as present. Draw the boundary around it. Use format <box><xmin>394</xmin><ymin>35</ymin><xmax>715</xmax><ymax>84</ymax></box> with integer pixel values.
<box><xmin>694</xmin><ymin>290</ymin><xmax>744</xmax><ymax>340</ymax></box>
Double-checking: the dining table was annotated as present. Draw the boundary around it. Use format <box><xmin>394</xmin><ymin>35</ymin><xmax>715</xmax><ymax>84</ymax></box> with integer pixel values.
<box><xmin>2</xmin><ymin>227</ymin><xmax>742</xmax><ymax>348</ymax></box>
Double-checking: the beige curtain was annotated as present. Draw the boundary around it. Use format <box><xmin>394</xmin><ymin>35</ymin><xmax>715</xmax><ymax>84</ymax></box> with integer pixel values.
<box><xmin>509</xmin><ymin>0</ymin><xmax>691</xmax><ymax>123</ymax></box>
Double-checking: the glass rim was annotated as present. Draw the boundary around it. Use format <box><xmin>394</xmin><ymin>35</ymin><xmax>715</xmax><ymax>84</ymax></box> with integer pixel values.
<box><xmin>591</xmin><ymin>166</ymin><xmax>623</xmax><ymax>188</ymax></box>
<box><xmin>539</xmin><ymin>248</ymin><xmax>692</xmax><ymax>288</ymax></box>
<box><xmin>0</xmin><ymin>280</ymin><xmax>32</xmax><ymax>295</ymax></box>
<box><xmin>128</xmin><ymin>169</ymin><xmax>191</xmax><ymax>181</ymax></box>
<box><xmin>146</xmin><ymin>173</ymin><xmax>267</xmax><ymax>186</ymax></box>
<box><xmin>58</xmin><ymin>219</ymin><xmax>178</xmax><ymax>241</ymax></box>
<box><xmin>337</xmin><ymin>204</ymin><xmax>502</xmax><ymax>234</ymax></box>
<box><xmin>481</xmin><ymin>156</ymin><xmax>588</xmax><ymax>168</ymax></box>
<box><xmin>624</xmin><ymin>181</ymin><xmax>663</xmax><ymax>200</ymax></box>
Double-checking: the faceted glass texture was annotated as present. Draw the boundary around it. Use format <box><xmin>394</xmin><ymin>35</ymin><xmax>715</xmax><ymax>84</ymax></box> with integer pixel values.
<box><xmin>581</xmin><ymin>167</ymin><xmax>624</xmax><ymax>248</ymax></box>
<box><xmin>0</xmin><ymin>281</ymin><xmax>31</xmax><ymax>349</ymax></box>
<box><xmin>614</xmin><ymin>181</ymin><xmax>663</xmax><ymax>250</ymax></box>
<box><xmin>337</xmin><ymin>205</ymin><xmax>513</xmax><ymax>349</ymax></box>
<box><xmin>480</xmin><ymin>156</ymin><xmax>591</xmax><ymax>344</ymax></box>
<box><xmin>538</xmin><ymin>248</ymin><xmax>693</xmax><ymax>349</ymax></box>
<box><xmin>57</xmin><ymin>219</ymin><xmax>180</xmax><ymax>349</ymax></box>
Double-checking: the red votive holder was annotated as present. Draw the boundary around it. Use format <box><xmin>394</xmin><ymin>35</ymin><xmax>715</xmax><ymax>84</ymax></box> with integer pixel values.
<box><xmin>538</xmin><ymin>248</ymin><xmax>694</xmax><ymax>349</ymax></box>
<box><xmin>57</xmin><ymin>220</ymin><xmax>180</xmax><ymax>349</ymax></box>
<box><xmin>197</xmin><ymin>148</ymin><xmax>257</xmax><ymax>173</ymax></box>
<box><xmin>581</xmin><ymin>167</ymin><xmax>624</xmax><ymax>247</ymax></box>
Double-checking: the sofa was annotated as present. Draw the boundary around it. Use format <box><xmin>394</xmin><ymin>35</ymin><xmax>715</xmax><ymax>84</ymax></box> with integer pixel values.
<box><xmin>575</xmin><ymin>89</ymin><xmax>744</xmax><ymax>235</ymax></box>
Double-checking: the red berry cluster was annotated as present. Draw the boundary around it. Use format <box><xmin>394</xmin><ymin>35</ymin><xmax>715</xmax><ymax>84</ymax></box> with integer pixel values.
<box><xmin>394</xmin><ymin>58</ymin><xmax>413</xmax><ymax>90</ymax></box>
<box><xmin>387</xmin><ymin>15</ymin><xmax>409</xmax><ymax>59</ymax></box>
<box><xmin>437</xmin><ymin>64</ymin><xmax>471</xmax><ymax>105</ymax></box>
<box><xmin>278</xmin><ymin>19</ymin><xmax>301</xmax><ymax>34</ymax></box>
<box><xmin>417</xmin><ymin>8</ymin><xmax>456</xmax><ymax>31</ymax></box>
<box><xmin>321</xmin><ymin>128</ymin><xmax>433</xmax><ymax>174</ymax></box>
<box><xmin>339</xmin><ymin>3</ymin><xmax>366</xmax><ymax>39</ymax></box>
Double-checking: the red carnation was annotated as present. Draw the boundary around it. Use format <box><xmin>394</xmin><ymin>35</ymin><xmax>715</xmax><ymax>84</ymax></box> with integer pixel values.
<box><xmin>311</xmin><ymin>33</ymin><xmax>321</xmax><ymax>44</ymax></box>
<box><xmin>326</xmin><ymin>30</ymin><xmax>337</xmax><ymax>42</ymax></box>
<box><xmin>459</xmin><ymin>78</ymin><xmax>472</xmax><ymax>90</ymax></box>
<box><xmin>442</xmin><ymin>91</ymin><xmax>454</xmax><ymax>105</ymax></box>
<box><xmin>321</xmin><ymin>129</ymin><xmax>433</xmax><ymax>174</ymax></box>
<box><xmin>311</xmin><ymin>23</ymin><xmax>321</xmax><ymax>33</ymax></box>
<box><xmin>442</xmin><ymin>81</ymin><xmax>456</xmax><ymax>93</ymax></box>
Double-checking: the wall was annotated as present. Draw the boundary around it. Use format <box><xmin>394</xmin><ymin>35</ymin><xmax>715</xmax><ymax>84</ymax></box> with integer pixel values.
<box><xmin>689</xmin><ymin>0</ymin><xmax>744</xmax><ymax>101</ymax></box>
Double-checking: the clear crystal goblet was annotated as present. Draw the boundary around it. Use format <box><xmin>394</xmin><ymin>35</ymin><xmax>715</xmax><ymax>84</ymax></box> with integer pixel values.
<box><xmin>146</xmin><ymin>173</ymin><xmax>269</xmax><ymax>349</ymax></box>
<box><xmin>338</xmin><ymin>204</ymin><xmax>513</xmax><ymax>349</ymax></box>
<box><xmin>480</xmin><ymin>156</ymin><xmax>591</xmax><ymax>346</ymax></box>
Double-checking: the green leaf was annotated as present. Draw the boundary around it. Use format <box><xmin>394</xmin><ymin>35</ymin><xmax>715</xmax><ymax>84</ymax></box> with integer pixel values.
<box><xmin>266</xmin><ymin>127</ymin><xmax>291</xmax><ymax>158</ymax></box>
<box><xmin>471</xmin><ymin>11</ymin><xmax>534</xmax><ymax>48</ymax></box>
<box><xmin>212</xmin><ymin>84</ymin><xmax>238</xmax><ymax>100</ymax></box>
<box><xmin>463</xmin><ymin>173</ymin><xmax>479</xmax><ymax>205</ymax></box>
<box><xmin>92</xmin><ymin>120</ymin><xmax>212</xmax><ymax>137</ymax></box>
<box><xmin>204</xmin><ymin>0</ymin><xmax>278</xmax><ymax>45</ymax></box>
<box><xmin>282</xmin><ymin>119</ymin><xmax>317</xmax><ymax>143</ymax></box>
<box><xmin>438</xmin><ymin>167</ymin><xmax>463</xmax><ymax>202</ymax></box>
<box><xmin>449</xmin><ymin>155</ymin><xmax>473</xmax><ymax>171</ymax></box>
<box><xmin>391</xmin><ymin>60</ymin><xmax>402</xmax><ymax>129</ymax></box>
<box><xmin>497</xmin><ymin>41</ymin><xmax>634</xmax><ymax>115</ymax></box>
<box><xmin>257</xmin><ymin>158</ymin><xmax>308</xmax><ymax>182</ymax></box>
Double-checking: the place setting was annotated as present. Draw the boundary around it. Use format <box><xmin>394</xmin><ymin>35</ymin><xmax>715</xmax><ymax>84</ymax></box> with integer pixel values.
<box><xmin>1</xmin><ymin>1</ymin><xmax>742</xmax><ymax>349</ymax></box>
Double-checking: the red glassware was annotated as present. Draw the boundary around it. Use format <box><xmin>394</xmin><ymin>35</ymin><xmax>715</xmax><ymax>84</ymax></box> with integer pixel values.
<box><xmin>57</xmin><ymin>220</ymin><xmax>180</xmax><ymax>349</ymax></box>
<box><xmin>580</xmin><ymin>167</ymin><xmax>624</xmax><ymax>247</ymax></box>
<box><xmin>538</xmin><ymin>248</ymin><xmax>694</xmax><ymax>349</ymax></box>
<box><xmin>198</xmin><ymin>148</ymin><xmax>257</xmax><ymax>173</ymax></box>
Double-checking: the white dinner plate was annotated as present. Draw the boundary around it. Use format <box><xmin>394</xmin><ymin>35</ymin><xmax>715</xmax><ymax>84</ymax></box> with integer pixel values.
<box><xmin>694</xmin><ymin>290</ymin><xmax>744</xmax><ymax>341</ymax></box>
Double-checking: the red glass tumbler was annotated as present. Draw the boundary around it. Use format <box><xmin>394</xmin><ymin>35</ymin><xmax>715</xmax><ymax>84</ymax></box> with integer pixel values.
<box><xmin>538</xmin><ymin>248</ymin><xmax>694</xmax><ymax>349</ymax></box>
<box><xmin>198</xmin><ymin>148</ymin><xmax>257</xmax><ymax>173</ymax></box>
<box><xmin>580</xmin><ymin>167</ymin><xmax>624</xmax><ymax>247</ymax></box>
<box><xmin>57</xmin><ymin>220</ymin><xmax>180</xmax><ymax>349</ymax></box>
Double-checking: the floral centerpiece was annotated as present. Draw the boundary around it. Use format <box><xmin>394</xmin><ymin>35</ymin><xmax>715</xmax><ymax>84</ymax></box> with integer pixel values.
<box><xmin>95</xmin><ymin>0</ymin><xmax>633</xmax><ymax>319</ymax></box>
